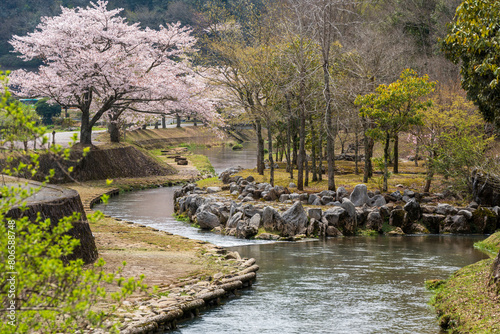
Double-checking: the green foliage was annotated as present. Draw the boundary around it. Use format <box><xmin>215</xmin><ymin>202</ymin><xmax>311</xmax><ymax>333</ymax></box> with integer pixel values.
<box><xmin>474</xmin><ymin>231</ymin><xmax>500</xmax><ymax>256</ymax></box>
<box><xmin>358</xmin><ymin>229</ymin><xmax>379</xmax><ymax>236</ymax></box>
<box><xmin>355</xmin><ymin>69</ymin><xmax>435</xmax><ymax>190</ymax></box>
<box><xmin>428</xmin><ymin>100</ymin><xmax>494</xmax><ymax>194</ymax></box>
<box><xmin>0</xmin><ymin>70</ymin><xmax>146</xmax><ymax>333</ymax></box>
<box><xmin>35</xmin><ymin>99</ymin><xmax>61</xmax><ymax>125</ymax></box>
<box><xmin>356</xmin><ymin>69</ymin><xmax>436</xmax><ymax>139</ymax></box>
<box><xmin>425</xmin><ymin>279</ymin><xmax>445</xmax><ymax>291</ymax></box>
<box><xmin>442</xmin><ymin>0</ymin><xmax>500</xmax><ymax>127</ymax></box>
<box><xmin>429</xmin><ymin>258</ymin><xmax>500</xmax><ymax>332</ymax></box>
<box><xmin>189</xmin><ymin>154</ymin><xmax>216</xmax><ymax>176</ymax></box>
<box><xmin>0</xmin><ymin>75</ymin><xmax>45</xmax><ymax>151</ymax></box>
<box><xmin>175</xmin><ymin>214</ymin><xmax>190</xmax><ymax>222</ymax></box>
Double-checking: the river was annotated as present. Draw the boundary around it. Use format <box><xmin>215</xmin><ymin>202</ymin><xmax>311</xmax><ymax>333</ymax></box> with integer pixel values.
<box><xmin>95</xmin><ymin>143</ymin><xmax>488</xmax><ymax>334</ymax></box>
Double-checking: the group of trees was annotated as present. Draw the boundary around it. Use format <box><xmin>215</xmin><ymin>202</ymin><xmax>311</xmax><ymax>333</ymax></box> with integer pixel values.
<box><xmin>5</xmin><ymin>0</ymin><xmax>500</xmax><ymax>193</ymax></box>
<box><xmin>197</xmin><ymin>0</ymin><xmax>486</xmax><ymax>192</ymax></box>
<box><xmin>0</xmin><ymin>71</ymin><xmax>145</xmax><ymax>333</ymax></box>
<box><xmin>9</xmin><ymin>1</ymin><xmax>222</xmax><ymax>145</ymax></box>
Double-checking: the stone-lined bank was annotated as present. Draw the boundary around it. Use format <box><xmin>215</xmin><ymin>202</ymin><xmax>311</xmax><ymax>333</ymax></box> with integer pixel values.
<box><xmin>174</xmin><ymin>169</ymin><xmax>500</xmax><ymax>240</ymax></box>
<box><xmin>119</xmin><ymin>251</ymin><xmax>259</xmax><ymax>334</ymax></box>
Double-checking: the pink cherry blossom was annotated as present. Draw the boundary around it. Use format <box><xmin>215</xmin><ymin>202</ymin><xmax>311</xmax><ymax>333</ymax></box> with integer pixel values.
<box><xmin>9</xmin><ymin>1</ymin><xmax>221</xmax><ymax>144</ymax></box>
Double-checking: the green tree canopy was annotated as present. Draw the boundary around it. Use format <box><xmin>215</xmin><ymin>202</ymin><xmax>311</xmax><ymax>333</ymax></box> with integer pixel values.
<box><xmin>355</xmin><ymin>68</ymin><xmax>435</xmax><ymax>190</ymax></box>
<box><xmin>442</xmin><ymin>0</ymin><xmax>500</xmax><ymax>127</ymax></box>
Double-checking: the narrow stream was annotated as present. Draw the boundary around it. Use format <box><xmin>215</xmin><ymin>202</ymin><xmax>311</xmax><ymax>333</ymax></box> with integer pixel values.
<box><xmin>95</xmin><ymin>144</ymin><xmax>488</xmax><ymax>334</ymax></box>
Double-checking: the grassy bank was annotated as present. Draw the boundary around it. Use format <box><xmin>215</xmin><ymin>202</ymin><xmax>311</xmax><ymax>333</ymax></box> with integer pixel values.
<box><xmin>196</xmin><ymin>160</ymin><xmax>448</xmax><ymax>197</ymax></box>
<box><xmin>429</xmin><ymin>231</ymin><xmax>500</xmax><ymax>333</ymax></box>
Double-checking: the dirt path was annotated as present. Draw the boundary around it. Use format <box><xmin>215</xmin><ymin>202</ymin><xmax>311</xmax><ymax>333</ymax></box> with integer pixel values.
<box><xmin>66</xmin><ymin>162</ymin><xmax>222</xmax><ymax>292</ymax></box>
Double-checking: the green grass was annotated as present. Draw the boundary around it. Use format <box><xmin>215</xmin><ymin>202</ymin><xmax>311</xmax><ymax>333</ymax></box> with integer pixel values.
<box><xmin>358</xmin><ymin>229</ymin><xmax>379</xmax><ymax>236</ymax></box>
<box><xmin>196</xmin><ymin>177</ymin><xmax>221</xmax><ymax>188</ymax></box>
<box><xmin>234</xmin><ymin>160</ymin><xmax>433</xmax><ymax>194</ymax></box>
<box><xmin>232</xmin><ymin>143</ymin><xmax>243</xmax><ymax>150</ymax></box>
<box><xmin>178</xmin><ymin>143</ymin><xmax>207</xmax><ymax>151</ymax></box>
<box><xmin>190</xmin><ymin>154</ymin><xmax>215</xmax><ymax>176</ymax></box>
<box><xmin>174</xmin><ymin>214</ymin><xmax>189</xmax><ymax>222</ymax></box>
<box><xmin>255</xmin><ymin>227</ymin><xmax>280</xmax><ymax>237</ymax></box>
<box><xmin>474</xmin><ymin>231</ymin><xmax>500</xmax><ymax>257</ymax></box>
<box><xmin>428</xmin><ymin>258</ymin><xmax>500</xmax><ymax>333</ymax></box>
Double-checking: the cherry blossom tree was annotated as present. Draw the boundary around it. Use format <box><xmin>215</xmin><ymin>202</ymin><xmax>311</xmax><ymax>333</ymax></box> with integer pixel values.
<box><xmin>9</xmin><ymin>1</ymin><xmax>215</xmax><ymax>145</ymax></box>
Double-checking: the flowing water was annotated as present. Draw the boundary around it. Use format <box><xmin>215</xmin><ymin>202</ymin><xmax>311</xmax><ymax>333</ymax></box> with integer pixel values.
<box><xmin>96</xmin><ymin>144</ymin><xmax>489</xmax><ymax>334</ymax></box>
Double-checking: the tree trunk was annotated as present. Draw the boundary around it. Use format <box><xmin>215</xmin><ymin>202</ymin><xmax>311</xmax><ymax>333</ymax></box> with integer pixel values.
<box><xmin>368</xmin><ymin>138</ymin><xmax>374</xmax><ymax>178</ymax></box>
<box><xmin>79</xmin><ymin>93</ymin><xmax>93</xmax><ymax>145</ymax></box>
<box><xmin>310</xmin><ymin>116</ymin><xmax>318</xmax><ymax>182</ymax></box>
<box><xmin>256</xmin><ymin>119</ymin><xmax>265</xmax><ymax>175</ymax></box>
<box><xmin>424</xmin><ymin>171</ymin><xmax>433</xmax><ymax>193</ymax></box>
<box><xmin>318</xmin><ymin>131</ymin><xmax>323</xmax><ymax>181</ymax></box>
<box><xmin>162</xmin><ymin>115</ymin><xmax>166</xmax><ymax>128</ymax></box>
<box><xmin>285</xmin><ymin>94</ymin><xmax>293</xmax><ymax>178</ymax></box>
<box><xmin>354</xmin><ymin>130</ymin><xmax>359</xmax><ymax>175</ymax></box>
<box><xmin>194</xmin><ymin>118</ymin><xmax>197</xmax><ymax>126</ymax></box>
<box><xmin>323</xmin><ymin>66</ymin><xmax>336</xmax><ymax>191</ymax></box>
<box><xmin>297</xmin><ymin>114</ymin><xmax>305</xmax><ymax>190</ymax></box>
<box><xmin>414</xmin><ymin>141</ymin><xmax>419</xmax><ymax>167</ymax></box>
<box><xmin>80</xmin><ymin>110</ymin><xmax>92</xmax><ymax>145</ymax></box>
<box><xmin>393</xmin><ymin>134</ymin><xmax>399</xmax><ymax>174</ymax></box>
<box><xmin>176</xmin><ymin>115</ymin><xmax>181</xmax><ymax>128</ymax></box>
<box><xmin>423</xmin><ymin>150</ymin><xmax>435</xmax><ymax>192</ymax></box>
<box><xmin>292</xmin><ymin>133</ymin><xmax>298</xmax><ymax>167</ymax></box>
<box><xmin>267</xmin><ymin>118</ymin><xmax>274</xmax><ymax>186</ymax></box>
<box><xmin>362</xmin><ymin>118</ymin><xmax>374</xmax><ymax>183</ymax></box>
<box><xmin>109</xmin><ymin>121</ymin><xmax>120</xmax><ymax>143</ymax></box>
<box><xmin>286</xmin><ymin>119</ymin><xmax>292</xmax><ymax>178</ymax></box>
<box><xmin>383</xmin><ymin>132</ymin><xmax>390</xmax><ymax>192</ymax></box>
<box><xmin>297</xmin><ymin>94</ymin><xmax>306</xmax><ymax>191</ymax></box>
<box><xmin>305</xmin><ymin>154</ymin><xmax>309</xmax><ymax>187</ymax></box>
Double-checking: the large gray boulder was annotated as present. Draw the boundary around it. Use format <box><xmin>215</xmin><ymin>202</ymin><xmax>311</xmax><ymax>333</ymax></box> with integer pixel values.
<box><xmin>196</xmin><ymin>211</ymin><xmax>220</xmax><ymax>230</ymax></box>
<box><xmin>219</xmin><ymin>167</ymin><xmax>243</xmax><ymax>183</ymax></box>
<box><xmin>308</xmin><ymin>194</ymin><xmax>319</xmax><ymax>205</ymax></box>
<box><xmin>336</xmin><ymin>187</ymin><xmax>349</xmax><ymax>201</ymax></box>
<box><xmin>341</xmin><ymin>198</ymin><xmax>357</xmax><ymax>218</ymax></box>
<box><xmin>421</xmin><ymin>213</ymin><xmax>446</xmax><ymax>234</ymax></box>
<box><xmin>368</xmin><ymin>195</ymin><xmax>386</xmax><ymax>207</ymax></box>
<box><xmin>308</xmin><ymin>208</ymin><xmax>323</xmax><ymax>221</ymax></box>
<box><xmin>281</xmin><ymin>201</ymin><xmax>308</xmax><ymax>237</ymax></box>
<box><xmin>236</xmin><ymin>214</ymin><xmax>261</xmax><ymax>238</ymax></box>
<box><xmin>350</xmin><ymin>184</ymin><xmax>369</xmax><ymax>207</ymax></box>
<box><xmin>390</xmin><ymin>209</ymin><xmax>406</xmax><ymax>228</ymax></box>
<box><xmin>323</xmin><ymin>206</ymin><xmax>346</xmax><ymax>227</ymax></box>
<box><xmin>306</xmin><ymin>218</ymin><xmax>327</xmax><ymax>237</ymax></box>
<box><xmin>404</xmin><ymin>200</ymin><xmax>421</xmax><ymax>223</ymax></box>
<box><xmin>262</xmin><ymin>206</ymin><xmax>284</xmax><ymax>232</ymax></box>
<box><xmin>441</xmin><ymin>215</ymin><xmax>469</xmax><ymax>233</ymax></box>
<box><xmin>435</xmin><ymin>203</ymin><xmax>458</xmax><ymax>216</ymax></box>
<box><xmin>366</xmin><ymin>211</ymin><xmax>383</xmax><ymax>231</ymax></box>
<box><xmin>321</xmin><ymin>196</ymin><xmax>335</xmax><ymax>205</ymax></box>
<box><xmin>319</xmin><ymin>190</ymin><xmax>336</xmax><ymax>198</ymax></box>
<box><xmin>226</xmin><ymin>211</ymin><xmax>243</xmax><ymax>230</ymax></box>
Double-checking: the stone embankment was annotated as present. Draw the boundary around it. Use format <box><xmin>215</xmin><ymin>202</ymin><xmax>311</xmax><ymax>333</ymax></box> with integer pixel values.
<box><xmin>119</xmin><ymin>250</ymin><xmax>258</xmax><ymax>334</ymax></box>
<box><xmin>174</xmin><ymin>168</ymin><xmax>500</xmax><ymax>240</ymax></box>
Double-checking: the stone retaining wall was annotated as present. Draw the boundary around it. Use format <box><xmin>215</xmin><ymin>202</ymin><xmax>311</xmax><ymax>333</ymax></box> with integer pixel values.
<box><xmin>174</xmin><ymin>169</ymin><xmax>500</xmax><ymax>240</ymax></box>
<box><xmin>119</xmin><ymin>251</ymin><xmax>259</xmax><ymax>334</ymax></box>
<box><xmin>6</xmin><ymin>178</ymin><xmax>98</xmax><ymax>263</ymax></box>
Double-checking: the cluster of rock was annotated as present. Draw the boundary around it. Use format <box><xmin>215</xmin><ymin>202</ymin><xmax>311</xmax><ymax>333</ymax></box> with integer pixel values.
<box><xmin>218</xmin><ymin>167</ymin><xmax>386</xmax><ymax>207</ymax></box>
<box><xmin>174</xmin><ymin>170</ymin><xmax>500</xmax><ymax>240</ymax></box>
<box><xmin>113</xmin><ymin>249</ymin><xmax>258</xmax><ymax>334</ymax></box>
